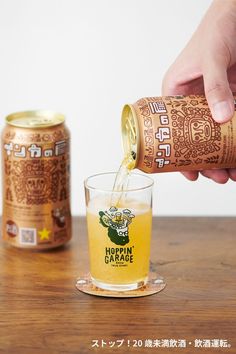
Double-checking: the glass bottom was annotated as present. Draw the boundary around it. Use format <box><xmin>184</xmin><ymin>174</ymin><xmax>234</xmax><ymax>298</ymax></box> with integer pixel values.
<box><xmin>76</xmin><ymin>273</ymin><xmax>166</xmax><ymax>297</ymax></box>
<box><xmin>91</xmin><ymin>276</ymin><xmax>148</xmax><ymax>291</ymax></box>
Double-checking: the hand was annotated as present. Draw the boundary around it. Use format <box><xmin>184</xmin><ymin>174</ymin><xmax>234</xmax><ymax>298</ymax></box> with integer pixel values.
<box><xmin>162</xmin><ymin>0</ymin><xmax>236</xmax><ymax>183</ymax></box>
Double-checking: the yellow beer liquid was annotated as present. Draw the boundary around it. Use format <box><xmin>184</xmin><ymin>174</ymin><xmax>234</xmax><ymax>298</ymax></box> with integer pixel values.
<box><xmin>87</xmin><ymin>197</ymin><xmax>152</xmax><ymax>287</ymax></box>
<box><xmin>110</xmin><ymin>152</ymin><xmax>135</xmax><ymax>206</ymax></box>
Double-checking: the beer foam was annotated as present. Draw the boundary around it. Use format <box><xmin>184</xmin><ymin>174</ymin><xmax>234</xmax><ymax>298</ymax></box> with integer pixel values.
<box><xmin>87</xmin><ymin>195</ymin><xmax>151</xmax><ymax>215</ymax></box>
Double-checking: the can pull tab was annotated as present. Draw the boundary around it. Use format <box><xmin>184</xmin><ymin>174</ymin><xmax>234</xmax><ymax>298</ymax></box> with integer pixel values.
<box><xmin>126</xmin><ymin>115</ymin><xmax>136</xmax><ymax>145</ymax></box>
<box><xmin>28</xmin><ymin>118</ymin><xmax>53</xmax><ymax>126</ymax></box>
<box><xmin>121</xmin><ymin>104</ymin><xmax>139</xmax><ymax>169</ymax></box>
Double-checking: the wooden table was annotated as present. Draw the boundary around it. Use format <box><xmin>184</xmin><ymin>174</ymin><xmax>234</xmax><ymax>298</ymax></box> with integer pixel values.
<box><xmin>0</xmin><ymin>217</ymin><xmax>235</xmax><ymax>354</ymax></box>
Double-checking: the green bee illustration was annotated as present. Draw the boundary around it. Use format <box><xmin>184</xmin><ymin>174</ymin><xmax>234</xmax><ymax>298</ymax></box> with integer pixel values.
<box><xmin>99</xmin><ymin>207</ymin><xmax>135</xmax><ymax>246</ymax></box>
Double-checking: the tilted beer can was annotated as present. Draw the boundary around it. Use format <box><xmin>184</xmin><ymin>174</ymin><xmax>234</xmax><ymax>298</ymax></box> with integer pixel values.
<box><xmin>122</xmin><ymin>95</ymin><xmax>236</xmax><ymax>173</ymax></box>
<box><xmin>1</xmin><ymin>110</ymin><xmax>71</xmax><ymax>249</ymax></box>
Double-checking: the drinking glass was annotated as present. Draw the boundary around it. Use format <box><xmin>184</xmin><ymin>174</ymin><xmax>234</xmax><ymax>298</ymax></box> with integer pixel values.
<box><xmin>84</xmin><ymin>172</ymin><xmax>153</xmax><ymax>291</ymax></box>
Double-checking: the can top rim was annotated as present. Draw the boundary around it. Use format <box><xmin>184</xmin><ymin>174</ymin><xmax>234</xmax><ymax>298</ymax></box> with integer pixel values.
<box><xmin>121</xmin><ymin>104</ymin><xmax>139</xmax><ymax>168</ymax></box>
<box><xmin>5</xmin><ymin>110</ymin><xmax>65</xmax><ymax>128</ymax></box>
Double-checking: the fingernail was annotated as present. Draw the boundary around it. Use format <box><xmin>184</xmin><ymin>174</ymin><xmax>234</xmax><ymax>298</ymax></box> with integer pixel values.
<box><xmin>212</xmin><ymin>101</ymin><xmax>232</xmax><ymax>122</ymax></box>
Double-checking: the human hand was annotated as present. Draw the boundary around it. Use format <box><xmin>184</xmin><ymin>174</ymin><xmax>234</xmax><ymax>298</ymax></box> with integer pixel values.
<box><xmin>162</xmin><ymin>0</ymin><xmax>236</xmax><ymax>183</ymax></box>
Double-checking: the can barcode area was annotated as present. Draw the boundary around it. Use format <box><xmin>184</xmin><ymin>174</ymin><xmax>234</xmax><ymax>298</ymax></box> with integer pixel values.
<box><xmin>19</xmin><ymin>228</ymin><xmax>37</xmax><ymax>245</ymax></box>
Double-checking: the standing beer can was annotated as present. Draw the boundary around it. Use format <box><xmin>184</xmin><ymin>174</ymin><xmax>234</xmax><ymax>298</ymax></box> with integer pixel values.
<box><xmin>1</xmin><ymin>110</ymin><xmax>71</xmax><ymax>249</ymax></box>
<box><xmin>122</xmin><ymin>95</ymin><xmax>236</xmax><ymax>173</ymax></box>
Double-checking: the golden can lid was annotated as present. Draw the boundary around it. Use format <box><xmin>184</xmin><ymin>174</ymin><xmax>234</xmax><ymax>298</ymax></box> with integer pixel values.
<box><xmin>121</xmin><ymin>104</ymin><xmax>139</xmax><ymax>169</ymax></box>
<box><xmin>5</xmin><ymin>110</ymin><xmax>65</xmax><ymax>128</ymax></box>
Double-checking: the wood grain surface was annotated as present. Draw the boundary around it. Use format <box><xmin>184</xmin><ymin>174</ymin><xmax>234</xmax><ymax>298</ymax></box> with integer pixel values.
<box><xmin>0</xmin><ymin>217</ymin><xmax>235</xmax><ymax>354</ymax></box>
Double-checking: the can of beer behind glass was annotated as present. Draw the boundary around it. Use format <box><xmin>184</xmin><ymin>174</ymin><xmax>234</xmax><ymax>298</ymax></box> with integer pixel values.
<box><xmin>122</xmin><ymin>95</ymin><xmax>236</xmax><ymax>173</ymax></box>
<box><xmin>1</xmin><ymin>110</ymin><xmax>71</xmax><ymax>249</ymax></box>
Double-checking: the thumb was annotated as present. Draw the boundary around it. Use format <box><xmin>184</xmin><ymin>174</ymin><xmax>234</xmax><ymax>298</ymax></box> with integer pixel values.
<box><xmin>203</xmin><ymin>59</ymin><xmax>234</xmax><ymax>123</ymax></box>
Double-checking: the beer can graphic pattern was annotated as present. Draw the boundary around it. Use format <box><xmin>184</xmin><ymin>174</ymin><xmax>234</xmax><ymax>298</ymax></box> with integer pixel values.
<box><xmin>1</xmin><ymin>111</ymin><xmax>71</xmax><ymax>249</ymax></box>
<box><xmin>125</xmin><ymin>95</ymin><xmax>236</xmax><ymax>173</ymax></box>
